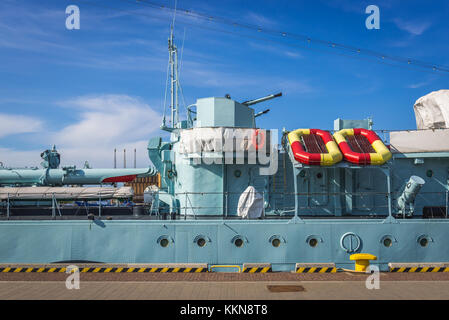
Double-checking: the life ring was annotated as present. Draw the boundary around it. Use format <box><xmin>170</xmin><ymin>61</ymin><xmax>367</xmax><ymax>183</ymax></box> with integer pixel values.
<box><xmin>251</xmin><ymin>129</ymin><xmax>265</xmax><ymax>150</ymax></box>
<box><xmin>333</xmin><ymin>128</ymin><xmax>392</xmax><ymax>165</ymax></box>
<box><xmin>287</xmin><ymin>129</ymin><xmax>342</xmax><ymax>166</ymax></box>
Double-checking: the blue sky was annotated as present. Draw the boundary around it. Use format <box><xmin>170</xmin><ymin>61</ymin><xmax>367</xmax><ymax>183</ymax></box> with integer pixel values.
<box><xmin>0</xmin><ymin>0</ymin><xmax>448</xmax><ymax>168</ymax></box>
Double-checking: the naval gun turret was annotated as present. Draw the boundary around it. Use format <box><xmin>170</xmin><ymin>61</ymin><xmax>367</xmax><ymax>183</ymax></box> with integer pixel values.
<box><xmin>148</xmin><ymin>92</ymin><xmax>282</xmax><ymax>217</ymax></box>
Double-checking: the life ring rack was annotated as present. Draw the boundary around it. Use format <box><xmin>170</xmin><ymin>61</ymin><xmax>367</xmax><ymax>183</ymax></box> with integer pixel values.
<box><xmin>333</xmin><ymin>128</ymin><xmax>392</xmax><ymax>165</ymax></box>
<box><xmin>287</xmin><ymin>129</ymin><xmax>342</xmax><ymax>166</ymax></box>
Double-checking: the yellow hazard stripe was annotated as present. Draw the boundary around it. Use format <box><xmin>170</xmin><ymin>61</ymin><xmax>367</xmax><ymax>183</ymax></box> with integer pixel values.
<box><xmin>0</xmin><ymin>266</ymin><xmax>209</xmax><ymax>272</ymax></box>
<box><xmin>390</xmin><ymin>266</ymin><xmax>449</xmax><ymax>272</ymax></box>
<box><xmin>296</xmin><ymin>267</ymin><xmax>337</xmax><ymax>273</ymax></box>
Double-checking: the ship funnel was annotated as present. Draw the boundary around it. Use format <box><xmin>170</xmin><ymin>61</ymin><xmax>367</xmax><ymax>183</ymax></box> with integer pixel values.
<box><xmin>396</xmin><ymin>175</ymin><xmax>425</xmax><ymax>217</ymax></box>
<box><xmin>242</xmin><ymin>92</ymin><xmax>282</xmax><ymax>106</ymax></box>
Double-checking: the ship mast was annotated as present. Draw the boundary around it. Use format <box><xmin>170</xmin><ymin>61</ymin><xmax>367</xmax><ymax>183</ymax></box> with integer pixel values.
<box><xmin>168</xmin><ymin>26</ymin><xmax>179</xmax><ymax>128</ymax></box>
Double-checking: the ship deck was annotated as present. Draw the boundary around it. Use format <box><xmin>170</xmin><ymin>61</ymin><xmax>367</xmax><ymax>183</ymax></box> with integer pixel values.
<box><xmin>1</xmin><ymin>272</ymin><xmax>449</xmax><ymax>300</ymax></box>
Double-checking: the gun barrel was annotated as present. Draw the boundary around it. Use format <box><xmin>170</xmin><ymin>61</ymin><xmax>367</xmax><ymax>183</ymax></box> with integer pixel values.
<box><xmin>255</xmin><ymin>109</ymin><xmax>270</xmax><ymax>118</ymax></box>
<box><xmin>242</xmin><ymin>92</ymin><xmax>282</xmax><ymax>106</ymax></box>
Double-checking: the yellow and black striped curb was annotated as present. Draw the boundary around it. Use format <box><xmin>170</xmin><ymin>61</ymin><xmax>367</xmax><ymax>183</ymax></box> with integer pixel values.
<box><xmin>0</xmin><ymin>267</ymin><xmax>207</xmax><ymax>273</ymax></box>
<box><xmin>296</xmin><ymin>267</ymin><xmax>337</xmax><ymax>273</ymax></box>
<box><xmin>295</xmin><ymin>263</ymin><xmax>337</xmax><ymax>273</ymax></box>
<box><xmin>390</xmin><ymin>267</ymin><xmax>449</xmax><ymax>273</ymax></box>
<box><xmin>242</xmin><ymin>267</ymin><xmax>272</xmax><ymax>273</ymax></box>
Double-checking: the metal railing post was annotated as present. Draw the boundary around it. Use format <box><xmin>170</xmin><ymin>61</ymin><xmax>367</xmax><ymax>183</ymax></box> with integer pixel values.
<box><xmin>7</xmin><ymin>193</ymin><xmax>10</xmax><ymax>219</ymax></box>
<box><xmin>52</xmin><ymin>193</ymin><xmax>56</xmax><ymax>218</ymax></box>
<box><xmin>99</xmin><ymin>192</ymin><xmax>102</xmax><ymax>217</ymax></box>
<box><xmin>262</xmin><ymin>191</ymin><xmax>265</xmax><ymax>219</ymax></box>
<box><xmin>386</xmin><ymin>169</ymin><xmax>392</xmax><ymax>217</ymax></box>
<box><xmin>225</xmin><ymin>192</ymin><xmax>228</xmax><ymax>218</ymax></box>
<box><xmin>446</xmin><ymin>190</ymin><xmax>449</xmax><ymax>219</ymax></box>
<box><xmin>184</xmin><ymin>192</ymin><xmax>187</xmax><ymax>220</ymax></box>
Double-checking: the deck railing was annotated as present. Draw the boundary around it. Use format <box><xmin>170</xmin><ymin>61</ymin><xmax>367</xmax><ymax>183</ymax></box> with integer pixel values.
<box><xmin>1</xmin><ymin>190</ymin><xmax>448</xmax><ymax>220</ymax></box>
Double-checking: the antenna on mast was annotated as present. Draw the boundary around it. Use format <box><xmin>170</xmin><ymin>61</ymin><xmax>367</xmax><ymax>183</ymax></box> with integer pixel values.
<box><xmin>168</xmin><ymin>0</ymin><xmax>179</xmax><ymax>129</ymax></box>
<box><xmin>161</xmin><ymin>0</ymin><xmax>181</xmax><ymax>132</ymax></box>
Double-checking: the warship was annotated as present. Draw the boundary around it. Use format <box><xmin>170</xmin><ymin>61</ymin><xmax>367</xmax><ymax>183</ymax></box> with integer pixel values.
<box><xmin>1</xmin><ymin>29</ymin><xmax>449</xmax><ymax>272</ymax></box>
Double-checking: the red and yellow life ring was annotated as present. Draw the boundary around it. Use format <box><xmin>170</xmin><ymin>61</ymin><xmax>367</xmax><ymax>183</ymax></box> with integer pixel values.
<box><xmin>251</xmin><ymin>129</ymin><xmax>265</xmax><ymax>150</ymax></box>
<box><xmin>288</xmin><ymin>129</ymin><xmax>342</xmax><ymax>166</ymax></box>
<box><xmin>333</xmin><ymin>128</ymin><xmax>392</xmax><ymax>165</ymax></box>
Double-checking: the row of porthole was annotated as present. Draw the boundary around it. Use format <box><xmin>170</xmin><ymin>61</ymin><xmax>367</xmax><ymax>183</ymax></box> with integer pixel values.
<box><xmin>157</xmin><ymin>234</ymin><xmax>433</xmax><ymax>248</ymax></box>
<box><xmin>156</xmin><ymin>235</ymin><xmax>288</xmax><ymax>248</ymax></box>
<box><xmin>340</xmin><ymin>232</ymin><xmax>432</xmax><ymax>253</ymax></box>
<box><xmin>382</xmin><ymin>235</ymin><xmax>430</xmax><ymax>247</ymax></box>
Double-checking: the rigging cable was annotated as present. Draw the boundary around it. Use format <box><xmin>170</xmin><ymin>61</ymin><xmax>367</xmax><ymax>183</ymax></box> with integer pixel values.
<box><xmin>129</xmin><ymin>0</ymin><xmax>449</xmax><ymax>74</ymax></box>
<box><xmin>76</xmin><ymin>0</ymin><xmax>449</xmax><ymax>76</ymax></box>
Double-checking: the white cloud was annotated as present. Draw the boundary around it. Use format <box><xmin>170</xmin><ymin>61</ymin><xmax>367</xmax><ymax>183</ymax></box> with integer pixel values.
<box><xmin>55</xmin><ymin>94</ymin><xmax>162</xmax><ymax>166</ymax></box>
<box><xmin>248</xmin><ymin>42</ymin><xmax>302</xmax><ymax>59</ymax></box>
<box><xmin>0</xmin><ymin>148</ymin><xmax>42</xmax><ymax>168</ymax></box>
<box><xmin>394</xmin><ymin>18</ymin><xmax>432</xmax><ymax>36</ymax></box>
<box><xmin>406</xmin><ymin>81</ymin><xmax>429</xmax><ymax>89</ymax></box>
<box><xmin>0</xmin><ymin>95</ymin><xmax>163</xmax><ymax>168</ymax></box>
<box><xmin>245</xmin><ymin>12</ymin><xmax>277</xmax><ymax>27</ymax></box>
<box><xmin>0</xmin><ymin>113</ymin><xmax>43</xmax><ymax>138</ymax></box>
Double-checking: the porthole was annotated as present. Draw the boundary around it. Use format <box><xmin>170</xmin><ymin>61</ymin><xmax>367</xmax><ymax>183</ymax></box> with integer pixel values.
<box><xmin>417</xmin><ymin>235</ymin><xmax>432</xmax><ymax>247</ymax></box>
<box><xmin>383</xmin><ymin>237</ymin><xmax>392</xmax><ymax>247</ymax></box>
<box><xmin>234</xmin><ymin>238</ymin><xmax>244</xmax><ymax>247</ymax></box>
<box><xmin>231</xmin><ymin>235</ymin><xmax>247</xmax><ymax>248</ymax></box>
<box><xmin>305</xmin><ymin>235</ymin><xmax>322</xmax><ymax>248</ymax></box>
<box><xmin>272</xmin><ymin>238</ymin><xmax>281</xmax><ymax>247</ymax></box>
<box><xmin>426</xmin><ymin>169</ymin><xmax>433</xmax><ymax>178</ymax></box>
<box><xmin>197</xmin><ymin>237</ymin><xmax>206</xmax><ymax>247</ymax></box>
<box><xmin>193</xmin><ymin>235</ymin><xmax>211</xmax><ymax>247</ymax></box>
<box><xmin>269</xmin><ymin>235</ymin><xmax>286</xmax><ymax>247</ymax></box>
<box><xmin>420</xmin><ymin>238</ymin><xmax>428</xmax><ymax>247</ymax></box>
<box><xmin>316</xmin><ymin>172</ymin><xmax>323</xmax><ymax>179</ymax></box>
<box><xmin>234</xmin><ymin>170</ymin><xmax>242</xmax><ymax>178</ymax></box>
<box><xmin>156</xmin><ymin>235</ymin><xmax>173</xmax><ymax>248</ymax></box>
<box><xmin>380</xmin><ymin>235</ymin><xmax>396</xmax><ymax>247</ymax></box>
<box><xmin>160</xmin><ymin>238</ymin><xmax>169</xmax><ymax>247</ymax></box>
<box><xmin>308</xmin><ymin>238</ymin><xmax>318</xmax><ymax>247</ymax></box>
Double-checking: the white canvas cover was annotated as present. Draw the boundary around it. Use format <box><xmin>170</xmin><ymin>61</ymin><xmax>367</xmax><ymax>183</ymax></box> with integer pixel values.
<box><xmin>414</xmin><ymin>90</ymin><xmax>449</xmax><ymax>129</ymax></box>
<box><xmin>0</xmin><ymin>186</ymin><xmax>133</xmax><ymax>200</ymax></box>
<box><xmin>237</xmin><ymin>186</ymin><xmax>263</xmax><ymax>219</ymax></box>
<box><xmin>389</xmin><ymin>129</ymin><xmax>449</xmax><ymax>153</ymax></box>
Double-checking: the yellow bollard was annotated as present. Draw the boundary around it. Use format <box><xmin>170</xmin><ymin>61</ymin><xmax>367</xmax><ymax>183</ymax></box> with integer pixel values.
<box><xmin>350</xmin><ymin>253</ymin><xmax>377</xmax><ymax>272</ymax></box>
